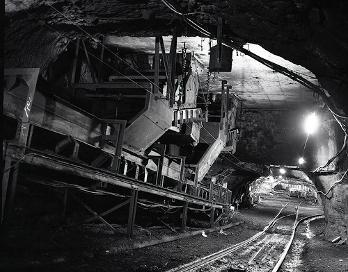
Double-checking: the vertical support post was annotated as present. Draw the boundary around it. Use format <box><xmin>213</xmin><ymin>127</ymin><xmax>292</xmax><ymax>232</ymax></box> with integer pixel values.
<box><xmin>220</xmin><ymin>80</ymin><xmax>227</xmax><ymax>129</ymax></box>
<box><xmin>127</xmin><ymin>189</ymin><xmax>138</xmax><ymax>237</ymax></box>
<box><xmin>181</xmin><ymin>202</ymin><xmax>188</xmax><ymax>231</ymax></box>
<box><xmin>81</xmin><ymin>39</ymin><xmax>97</xmax><ymax>83</ymax></box>
<box><xmin>71</xmin><ymin>141</ymin><xmax>80</xmax><ymax>160</ymax></box>
<box><xmin>169</xmin><ymin>34</ymin><xmax>177</xmax><ymax>107</ymax></box>
<box><xmin>159</xmin><ymin>36</ymin><xmax>173</xmax><ymax>99</ymax></box>
<box><xmin>135</xmin><ymin>165</ymin><xmax>140</xmax><ymax>180</ymax></box>
<box><xmin>98</xmin><ymin>37</ymin><xmax>105</xmax><ymax>83</ymax></box>
<box><xmin>193</xmin><ymin>166</ymin><xmax>199</xmax><ymax>196</ymax></box>
<box><xmin>26</xmin><ymin>124</ymin><xmax>35</xmax><ymax>148</ymax></box>
<box><xmin>209</xmin><ymin>182</ymin><xmax>213</xmax><ymax>202</ymax></box>
<box><xmin>104</xmin><ymin>120</ymin><xmax>126</xmax><ymax>172</ymax></box>
<box><xmin>123</xmin><ymin>161</ymin><xmax>128</xmax><ymax>175</ymax></box>
<box><xmin>156</xmin><ymin>144</ymin><xmax>166</xmax><ymax>187</ymax></box>
<box><xmin>71</xmin><ymin>39</ymin><xmax>80</xmax><ymax>85</ymax></box>
<box><xmin>2</xmin><ymin>69</ymin><xmax>40</xmax><ymax>224</ymax></box>
<box><xmin>225</xmin><ymin>85</ymin><xmax>230</xmax><ymax>131</ymax></box>
<box><xmin>1</xmin><ymin>156</ymin><xmax>12</xmax><ymax>224</ymax></box>
<box><xmin>144</xmin><ymin>168</ymin><xmax>148</xmax><ymax>183</ymax></box>
<box><xmin>17</xmin><ymin>69</ymin><xmax>40</xmax><ymax>147</ymax></box>
<box><xmin>210</xmin><ymin>206</ymin><xmax>215</xmax><ymax>228</ymax></box>
<box><xmin>178</xmin><ymin>157</ymin><xmax>185</xmax><ymax>192</ymax></box>
<box><xmin>154</xmin><ymin>36</ymin><xmax>160</xmax><ymax>94</ymax></box>
<box><xmin>6</xmin><ymin>163</ymin><xmax>19</xmax><ymax>221</ymax></box>
<box><xmin>217</xmin><ymin>17</ymin><xmax>223</xmax><ymax>62</ymax></box>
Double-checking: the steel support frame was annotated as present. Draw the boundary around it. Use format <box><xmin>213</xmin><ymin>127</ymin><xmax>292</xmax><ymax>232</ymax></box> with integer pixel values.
<box><xmin>169</xmin><ymin>35</ymin><xmax>177</xmax><ymax>107</ymax></box>
<box><xmin>2</xmin><ymin>68</ymin><xmax>40</xmax><ymax>224</ymax></box>
<box><xmin>181</xmin><ymin>201</ymin><xmax>188</xmax><ymax>231</ymax></box>
<box><xmin>127</xmin><ymin>189</ymin><xmax>139</xmax><ymax>237</ymax></box>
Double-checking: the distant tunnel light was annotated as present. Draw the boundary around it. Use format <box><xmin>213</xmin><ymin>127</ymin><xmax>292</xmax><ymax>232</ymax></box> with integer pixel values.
<box><xmin>304</xmin><ymin>112</ymin><xmax>319</xmax><ymax>135</ymax></box>
<box><xmin>298</xmin><ymin>157</ymin><xmax>305</xmax><ymax>165</ymax></box>
<box><xmin>279</xmin><ymin>168</ymin><xmax>286</xmax><ymax>175</ymax></box>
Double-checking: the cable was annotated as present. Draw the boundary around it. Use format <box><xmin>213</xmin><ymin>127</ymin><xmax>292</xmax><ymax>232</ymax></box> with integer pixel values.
<box><xmin>161</xmin><ymin>0</ymin><xmax>348</xmax><ymax>122</ymax></box>
<box><xmin>47</xmin><ymin>3</ymin><xmax>163</xmax><ymax>92</ymax></box>
<box><xmin>20</xmin><ymin>4</ymin><xmax>245</xmax><ymax>201</ymax></box>
<box><xmin>317</xmin><ymin>168</ymin><xmax>348</xmax><ymax>199</ymax></box>
<box><xmin>42</xmin><ymin>22</ymin><xmax>155</xmax><ymax>95</ymax></box>
<box><xmin>2</xmin><ymin>151</ymin><xmax>37</xmax><ymax>174</ymax></box>
<box><xmin>314</xmin><ymin>134</ymin><xmax>347</xmax><ymax>172</ymax></box>
<box><xmin>161</xmin><ymin>0</ymin><xmax>210</xmax><ymax>36</ymax></box>
<box><xmin>161</xmin><ymin>0</ymin><xmax>348</xmax><ymax>177</ymax></box>
<box><xmin>81</xmin><ymin>47</ymin><xmax>154</xmax><ymax>94</ymax></box>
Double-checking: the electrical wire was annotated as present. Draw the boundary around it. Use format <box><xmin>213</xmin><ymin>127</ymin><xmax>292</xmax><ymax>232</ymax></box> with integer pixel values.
<box><xmin>19</xmin><ymin>4</ymin><xmax>247</xmax><ymax>202</ymax></box>
<box><xmin>41</xmin><ymin>22</ymin><xmax>155</xmax><ymax>94</ymax></box>
<box><xmin>2</xmin><ymin>151</ymin><xmax>37</xmax><ymax>174</ymax></box>
<box><xmin>317</xmin><ymin>168</ymin><xmax>348</xmax><ymax>199</ymax></box>
<box><xmin>161</xmin><ymin>0</ymin><xmax>348</xmax><ymax>123</ymax></box>
<box><xmin>47</xmin><ymin>3</ymin><xmax>163</xmax><ymax>92</ymax></box>
<box><xmin>40</xmin><ymin>8</ymin><xmax>200</xmax><ymax>134</ymax></box>
<box><xmin>26</xmin><ymin>177</ymin><xmax>129</xmax><ymax>198</ymax></box>
<box><xmin>161</xmin><ymin>0</ymin><xmax>348</xmax><ymax>176</ymax></box>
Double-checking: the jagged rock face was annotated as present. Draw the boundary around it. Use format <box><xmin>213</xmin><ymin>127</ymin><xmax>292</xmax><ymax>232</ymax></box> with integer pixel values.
<box><xmin>5</xmin><ymin>0</ymin><xmax>348</xmax><ymax>111</ymax></box>
<box><xmin>310</xmin><ymin>111</ymin><xmax>348</xmax><ymax>242</ymax></box>
<box><xmin>235</xmin><ymin>109</ymin><xmax>308</xmax><ymax>165</ymax></box>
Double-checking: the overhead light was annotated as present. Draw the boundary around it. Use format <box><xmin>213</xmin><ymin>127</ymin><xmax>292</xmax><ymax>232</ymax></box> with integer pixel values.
<box><xmin>304</xmin><ymin>112</ymin><xmax>319</xmax><ymax>135</ymax></box>
<box><xmin>279</xmin><ymin>168</ymin><xmax>286</xmax><ymax>175</ymax></box>
<box><xmin>298</xmin><ymin>157</ymin><xmax>305</xmax><ymax>165</ymax></box>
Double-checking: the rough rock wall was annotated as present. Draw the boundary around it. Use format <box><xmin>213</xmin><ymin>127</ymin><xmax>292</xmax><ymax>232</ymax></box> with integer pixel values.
<box><xmin>235</xmin><ymin>108</ymin><xmax>307</xmax><ymax>165</ymax></box>
<box><xmin>5</xmin><ymin>12</ymin><xmax>71</xmax><ymax>70</ymax></box>
<box><xmin>310</xmin><ymin>111</ymin><xmax>348</xmax><ymax>242</ymax></box>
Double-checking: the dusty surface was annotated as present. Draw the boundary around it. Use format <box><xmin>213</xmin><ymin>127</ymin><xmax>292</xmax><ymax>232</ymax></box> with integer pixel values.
<box><xmin>282</xmin><ymin>217</ymin><xmax>348</xmax><ymax>272</ymax></box>
<box><xmin>2</xmin><ymin>191</ymin><xmax>338</xmax><ymax>272</ymax></box>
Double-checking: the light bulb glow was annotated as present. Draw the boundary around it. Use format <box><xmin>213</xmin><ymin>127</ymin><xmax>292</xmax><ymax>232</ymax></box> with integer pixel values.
<box><xmin>279</xmin><ymin>168</ymin><xmax>286</xmax><ymax>175</ymax></box>
<box><xmin>298</xmin><ymin>157</ymin><xmax>305</xmax><ymax>165</ymax></box>
<box><xmin>304</xmin><ymin>112</ymin><xmax>319</xmax><ymax>135</ymax></box>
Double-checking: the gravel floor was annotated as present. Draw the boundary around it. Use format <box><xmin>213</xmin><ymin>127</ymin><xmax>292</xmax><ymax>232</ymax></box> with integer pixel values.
<box><xmin>1</xmin><ymin>194</ymin><xmax>346</xmax><ymax>272</ymax></box>
<box><xmin>282</xmin><ymin>217</ymin><xmax>348</xmax><ymax>272</ymax></box>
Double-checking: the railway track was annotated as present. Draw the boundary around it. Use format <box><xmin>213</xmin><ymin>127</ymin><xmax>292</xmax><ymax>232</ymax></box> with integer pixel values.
<box><xmin>166</xmin><ymin>204</ymin><xmax>323</xmax><ymax>272</ymax></box>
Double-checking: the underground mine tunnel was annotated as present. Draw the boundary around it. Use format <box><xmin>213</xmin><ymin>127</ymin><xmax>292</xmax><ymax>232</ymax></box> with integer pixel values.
<box><xmin>2</xmin><ymin>1</ymin><xmax>348</xmax><ymax>271</ymax></box>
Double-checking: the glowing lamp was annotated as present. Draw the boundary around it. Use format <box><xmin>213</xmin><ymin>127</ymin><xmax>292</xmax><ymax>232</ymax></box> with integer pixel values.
<box><xmin>279</xmin><ymin>168</ymin><xmax>286</xmax><ymax>175</ymax></box>
<box><xmin>304</xmin><ymin>112</ymin><xmax>319</xmax><ymax>135</ymax></box>
<box><xmin>298</xmin><ymin>157</ymin><xmax>305</xmax><ymax>165</ymax></box>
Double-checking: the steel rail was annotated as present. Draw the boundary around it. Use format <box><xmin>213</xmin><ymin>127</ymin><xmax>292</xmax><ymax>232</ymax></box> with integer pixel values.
<box><xmin>272</xmin><ymin>213</ymin><xmax>325</xmax><ymax>272</ymax></box>
<box><xmin>166</xmin><ymin>202</ymin><xmax>290</xmax><ymax>272</ymax></box>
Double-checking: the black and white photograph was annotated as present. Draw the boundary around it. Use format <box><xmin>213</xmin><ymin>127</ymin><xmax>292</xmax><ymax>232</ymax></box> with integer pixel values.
<box><xmin>2</xmin><ymin>1</ymin><xmax>348</xmax><ymax>271</ymax></box>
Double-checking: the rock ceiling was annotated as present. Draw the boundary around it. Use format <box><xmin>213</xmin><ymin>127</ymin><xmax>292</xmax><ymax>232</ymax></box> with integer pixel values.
<box><xmin>5</xmin><ymin>0</ymin><xmax>348</xmax><ymax>112</ymax></box>
<box><xmin>106</xmin><ymin>36</ymin><xmax>318</xmax><ymax>108</ymax></box>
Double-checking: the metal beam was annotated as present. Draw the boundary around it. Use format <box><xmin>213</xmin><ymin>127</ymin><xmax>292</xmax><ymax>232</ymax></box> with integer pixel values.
<box><xmin>181</xmin><ymin>201</ymin><xmax>188</xmax><ymax>231</ymax></box>
<box><xmin>154</xmin><ymin>36</ymin><xmax>160</xmax><ymax>94</ymax></box>
<box><xmin>85</xmin><ymin>198</ymin><xmax>130</xmax><ymax>223</ymax></box>
<box><xmin>81</xmin><ymin>39</ymin><xmax>97</xmax><ymax>83</ymax></box>
<box><xmin>127</xmin><ymin>189</ymin><xmax>138</xmax><ymax>237</ymax></box>
<box><xmin>72</xmin><ymin>193</ymin><xmax>117</xmax><ymax>233</ymax></box>
<box><xmin>20</xmin><ymin>151</ymin><xmax>224</xmax><ymax>208</ymax></box>
<box><xmin>169</xmin><ymin>35</ymin><xmax>177</xmax><ymax>107</ymax></box>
